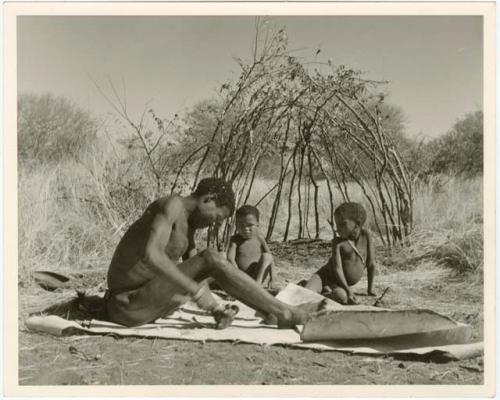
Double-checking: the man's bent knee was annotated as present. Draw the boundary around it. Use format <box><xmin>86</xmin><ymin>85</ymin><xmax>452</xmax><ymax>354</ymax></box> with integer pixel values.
<box><xmin>201</xmin><ymin>248</ymin><xmax>223</xmax><ymax>264</ymax></box>
<box><xmin>200</xmin><ymin>248</ymin><xmax>232</xmax><ymax>276</ymax></box>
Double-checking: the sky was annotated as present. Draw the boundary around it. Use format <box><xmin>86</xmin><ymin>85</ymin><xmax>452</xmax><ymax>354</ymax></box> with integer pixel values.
<box><xmin>18</xmin><ymin>16</ymin><xmax>483</xmax><ymax>139</ymax></box>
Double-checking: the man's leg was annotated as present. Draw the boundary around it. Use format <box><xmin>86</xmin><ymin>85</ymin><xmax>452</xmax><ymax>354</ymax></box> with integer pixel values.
<box><xmin>108</xmin><ymin>250</ymin><xmax>323</xmax><ymax>328</ymax></box>
<box><xmin>196</xmin><ymin>249</ymin><xmax>324</xmax><ymax>327</ymax></box>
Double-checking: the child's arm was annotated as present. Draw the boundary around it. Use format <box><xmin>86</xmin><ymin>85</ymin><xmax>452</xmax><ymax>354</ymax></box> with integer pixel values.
<box><xmin>365</xmin><ymin>230</ymin><xmax>377</xmax><ymax>296</ymax></box>
<box><xmin>259</xmin><ymin>234</ymin><xmax>271</xmax><ymax>254</ymax></box>
<box><xmin>226</xmin><ymin>238</ymin><xmax>238</xmax><ymax>269</ymax></box>
<box><xmin>332</xmin><ymin>242</ymin><xmax>357</xmax><ymax>304</ymax></box>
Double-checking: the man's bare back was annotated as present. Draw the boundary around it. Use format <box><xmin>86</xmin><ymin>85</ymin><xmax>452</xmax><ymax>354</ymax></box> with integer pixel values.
<box><xmin>107</xmin><ymin>197</ymin><xmax>190</xmax><ymax>294</ymax></box>
<box><xmin>106</xmin><ymin>193</ymin><xmax>224</xmax><ymax>327</ymax></box>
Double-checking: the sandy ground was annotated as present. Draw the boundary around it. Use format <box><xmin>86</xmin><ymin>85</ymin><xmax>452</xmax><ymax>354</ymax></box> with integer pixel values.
<box><xmin>18</xmin><ymin>240</ymin><xmax>484</xmax><ymax>385</ymax></box>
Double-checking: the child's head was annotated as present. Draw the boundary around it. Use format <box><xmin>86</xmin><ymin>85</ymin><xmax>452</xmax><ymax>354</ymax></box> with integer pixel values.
<box><xmin>235</xmin><ymin>205</ymin><xmax>260</xmax><ymax>239</ymax></box>
<box><xmin>334</xmin><ymin>202</ymin><xmax>367</xmax><ymax>239</ymax></box>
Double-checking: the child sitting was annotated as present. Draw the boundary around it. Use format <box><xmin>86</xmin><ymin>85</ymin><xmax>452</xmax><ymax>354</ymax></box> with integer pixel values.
<box><xmin>304</xmin><ymin>202</ymin><xmax>376</xmax><ymax>305</ymax></box>
<box><xmin>227</xmin><ymin>205</ymin><xmax>275</xmax><ymax>289</ymax></box>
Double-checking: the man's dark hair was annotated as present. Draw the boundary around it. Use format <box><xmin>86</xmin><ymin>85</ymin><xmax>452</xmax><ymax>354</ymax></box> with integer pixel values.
<box><xmin>334</xmin><ymin>202</ymin><xmax>367</xmax><ymax>226</ymax></box>
<box><xmin>235</xmin><ymin>205</ymin><xmax>260</xmax><ymax>221</ymax></box>
<box><xmin>193</xmin><ymin>178</ymin><xmax>235</xmax><ymax>215</ymax></box>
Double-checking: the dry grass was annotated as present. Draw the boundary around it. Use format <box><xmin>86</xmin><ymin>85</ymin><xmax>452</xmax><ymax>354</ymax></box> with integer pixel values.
<box><xmin>387</xmin><ymin>176</ymin><xmax>483</xmax><ymax>277</ymax></box>
<box><xmin>18</xmin><ymin>164</ymin><xmax>117</xmax><ymax>285</ymax></box>
<box><xmin>18</xmin><ymin>154</ymin><xmax>483</xmax><ymax>288</ymax></box>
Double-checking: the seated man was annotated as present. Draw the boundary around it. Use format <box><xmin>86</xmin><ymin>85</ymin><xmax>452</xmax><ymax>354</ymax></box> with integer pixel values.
<box><xmin>227</xmin><ymin>205</ymin><xmax>275</xmax><ymax>289</ymax></box>
<box><xmin>106</xmin><ymin>178</ymin><xmax>323</xmax><ymax>329</ymax></box>
<box><xmin>303</xmin><ymin>202</ymin><xmax>377</xmax><ymax>305</ymax></box>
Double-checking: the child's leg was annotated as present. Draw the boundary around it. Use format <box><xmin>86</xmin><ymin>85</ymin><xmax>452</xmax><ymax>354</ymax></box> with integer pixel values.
<box><xmin>304</xmin><ymin>273</ymin><xmax>323</xmax><ymax>293</ymax></box>
<box><xmin>255</xmin><ymin>253</ymin><xmax>274</xmax><ymax>286</ymax></box>
<box><xmin>304</xmin><ymin>261</ymin><xmax>332</xmax><ymax>294</ymax></box>
<box><xmin>267</xmin><ymin>259</ymin><xmax>275</xmax><ymax>288</ymax></box>
<box><xmin>326</xmin><ymin>286</ymin><xmax>349</xmax><ymax>305</ymax></box>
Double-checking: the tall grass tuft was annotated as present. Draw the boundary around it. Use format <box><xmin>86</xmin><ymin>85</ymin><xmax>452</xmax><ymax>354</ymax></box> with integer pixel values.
<box><xmin>433</xmin><ymin>227</ymin><xmax>482</xmax><ymax>275</ymax></box>
<box><xmin>389</xmin><ymin>175</ymin><xmax>483</xmax><ymax>276</ymax></box>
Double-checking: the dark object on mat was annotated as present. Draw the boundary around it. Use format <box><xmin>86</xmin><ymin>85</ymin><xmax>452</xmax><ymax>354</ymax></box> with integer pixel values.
<box><xmin>373</xmin><ymin>287</ymin><xmax>390</xmax><ymax>307</ymax></box>
<box><xmin>33</xmin><ymin>271</ymin><xmax>71</xmax><ymax>291</ymax></box>
<box><xmin>35</xmin><ymin>291</ymin><xmax>107</xmax><ymax>321</ymax></box>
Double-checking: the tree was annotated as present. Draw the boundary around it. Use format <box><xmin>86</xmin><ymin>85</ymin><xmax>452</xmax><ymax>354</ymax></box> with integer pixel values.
<box><xmin>18</xmin><ymin>93</ymin><xmax>98</xmax><ymax>166</ymax></box>
<box><xmin>430</xmin><ymin>110</ymin><xmax>483</xmax><ymax>177</ymax></box>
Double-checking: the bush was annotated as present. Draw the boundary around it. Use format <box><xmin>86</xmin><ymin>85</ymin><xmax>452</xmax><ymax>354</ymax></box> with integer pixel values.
<box><xmin>429</xmin><ymin>110</ymin><xmax>483</xmax><ymax>177</ymax></box>
<box><xmin>18</xmin><ymin>93</ymin><xmax>98</xmax><ymax>166</ymax></box>
<box><xmin>433</xmin><ymin>227</ymin><xmax>483</xmax><ymax>275</ymax></box>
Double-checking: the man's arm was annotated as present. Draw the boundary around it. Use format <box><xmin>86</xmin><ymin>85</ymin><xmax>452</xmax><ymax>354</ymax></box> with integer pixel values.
<box><xmin>226</xmin><ymin>238</ymin><xmax>238</xmax><ymax>268</ymax></box>
<box><xmin>144</xmin><ymin>198</ymin><xmax>200</xmax><ymax>296</ymax></box>
<box><xmin>183</xmin><ymin>226</ymin><xmax>197</xmax><ymax>261</ymax></box>
<box><xmin>365</xmin><ymin>230</ymin><xmax>377</xmax><ymax>296</ymax></box>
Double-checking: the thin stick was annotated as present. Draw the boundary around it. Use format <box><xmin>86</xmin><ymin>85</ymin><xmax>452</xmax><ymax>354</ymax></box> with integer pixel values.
<box><xmin>373</xmin><ymin>287</ymin><xmax>390</xmax><ymax>307</ymax></box>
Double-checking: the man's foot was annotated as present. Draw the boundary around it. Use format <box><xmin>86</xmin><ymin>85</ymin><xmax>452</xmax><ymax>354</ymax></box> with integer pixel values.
<box><xmin>274</xmin><ymin>299</ymin><xmax>328</xmax><ymax>329</ymax></box>
<box><xmin>213</xmin><ymin>304</ymin><xmax>239</xmax><ymax>330</ymax></box>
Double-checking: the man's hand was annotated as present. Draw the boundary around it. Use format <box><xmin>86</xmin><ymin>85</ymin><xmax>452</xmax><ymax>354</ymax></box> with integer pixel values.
<box><xmin>192</xmin><ymin>285</ymin><xmax>220</xmax><ymax>312</ymax></box>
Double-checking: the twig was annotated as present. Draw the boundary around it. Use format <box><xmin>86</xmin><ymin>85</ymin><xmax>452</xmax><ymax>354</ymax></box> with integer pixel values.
<box><xmin>255</xmin><ymin>171</ymin><xmax>291</xmax><ymax>207</ymax></box>
<box><xmin>373</xmin><ymin>287</ymin><xmax>390</xmax><ymax>307</ymax></box>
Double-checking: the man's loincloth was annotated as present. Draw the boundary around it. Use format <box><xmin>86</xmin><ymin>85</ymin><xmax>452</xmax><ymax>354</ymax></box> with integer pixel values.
<box><xmin>105</xmin><ymin>278</ymin><xmax>181</xmax><ymax>327</ymax></box>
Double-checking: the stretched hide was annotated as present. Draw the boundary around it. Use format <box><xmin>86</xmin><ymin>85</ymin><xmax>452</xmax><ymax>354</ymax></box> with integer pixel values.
<box><xmin>26</xmin><ymin>284</ymin><xmax>482</xmax><ymax>362</ymax></box>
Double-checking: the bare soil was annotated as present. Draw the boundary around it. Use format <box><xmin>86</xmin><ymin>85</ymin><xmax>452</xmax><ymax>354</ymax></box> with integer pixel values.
<box><xmin>19</xmin><ymin>240</ymin><xmax>484</xmax><ymax>385</ymax></box>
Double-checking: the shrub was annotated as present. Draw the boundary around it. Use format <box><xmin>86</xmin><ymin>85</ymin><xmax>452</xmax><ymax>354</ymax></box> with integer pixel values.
<box><xmin>429</xmin><ymin>110</ymin><xmax>483</xmax><ymax>177</ymax></box>
<box><xmin>18</xmin><ymin>93</ymin><xmax>98</xmax><ymax>166</ymax></box>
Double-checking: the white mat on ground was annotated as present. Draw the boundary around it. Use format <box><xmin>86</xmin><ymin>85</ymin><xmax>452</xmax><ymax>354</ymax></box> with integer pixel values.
<box><xmin>26</xmin><ymin>284</ymin><xmax>482</xmax><ymax>361</ymax></box>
